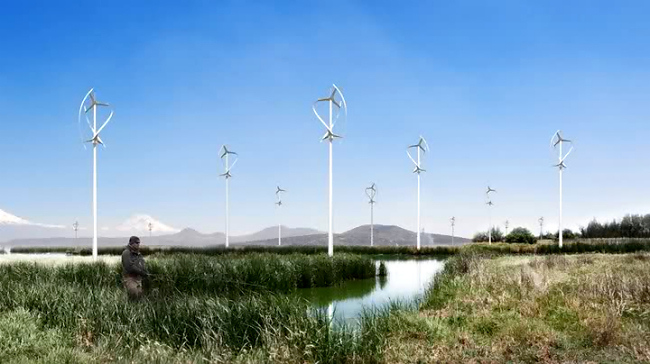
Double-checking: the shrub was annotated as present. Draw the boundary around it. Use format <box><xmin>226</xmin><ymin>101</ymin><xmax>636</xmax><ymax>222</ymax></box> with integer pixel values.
<box><xmin>505</xmin><ymin>227</ymin><xmax>537</xmax><ymax>244</ymax></box>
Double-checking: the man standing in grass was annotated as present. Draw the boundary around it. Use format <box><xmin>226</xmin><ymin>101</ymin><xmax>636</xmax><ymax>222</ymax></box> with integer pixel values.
<box><xmin>122</xmin><ymin>236</ymin><xmax>148</xmax><ymax>300</ymax></box>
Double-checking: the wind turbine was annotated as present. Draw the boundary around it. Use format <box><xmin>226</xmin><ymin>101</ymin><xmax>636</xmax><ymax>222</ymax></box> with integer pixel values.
<box><xmin>365</xmin><ymin>183</ymin><xmax>377</xmax><ymax>247</ymax></box>
<box><xmin>73</xmin><ymin>221</ymin><xmax>79</xmax><ymax>240</ymax></box>
<box><xmin>505</xmin><ymin>220</ymin><xmax>509</xmax><ymax>237</ymax></box>
<box><xmin>450</xmin><ymin>217</ymin><xmax>456</xmax><ymax>245</ymax></box>
<box><xmin>538</xmin><ymin>217</ymin><xmax>544</xmax><ymax>239</ymax></box>
<box><xmin>276</xmin><ymin>186</ymin><xmax>286</xmax><ymax>246</ymax></box>
<box><xmin>486</xmin><ymin>186</ymin><xmax>496</xmax><ymax>244</ymax></box>
<box><xmin>313</xmin><ymin>84</ymin><xmax>347</xmax><ymax>257</ymax></box>
<box><xmin>219</xmin><ymin>145</ymin><xmax>238</xmax><ymax>248</ymax></box>
<box><xmin>148</xmin><ymin>221</ymin><xmax>153</xmax><ymax>238</ymax></box>
<box><xmin>407</xmin><ymin>136</ymin><xmax>429</xmax><ymax>250</ymax></box>
<box><xmin>550</xmin><ymin>130</ymin><xmax>574</xmax><ymax>249</ymax></box>
<box><xmin>78</xmin><ymin>88</ymin><xmax>114</xmax><ymax>260</ymax></box>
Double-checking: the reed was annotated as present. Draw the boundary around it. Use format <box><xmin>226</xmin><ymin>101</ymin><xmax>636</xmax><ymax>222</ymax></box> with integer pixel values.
<box><xmin>0</xmin><ymin>254</ymin><xmax>395</xmax><ymax>363</ymax></box>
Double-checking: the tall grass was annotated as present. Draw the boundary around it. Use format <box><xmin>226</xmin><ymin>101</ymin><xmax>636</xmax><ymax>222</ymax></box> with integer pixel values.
<box><xmin>0</xmin><ymin>256</ymin><xmax>399</xmax><ymax>363</ymax></box>
<box><xmin>0</xmin><ymin>253</ymin><xmax>376</xmax><ymax>296</ymax></box>
<box><xmin>13</xmin><ymin>238</ymin><xmax>650</xmax><ymax>257</ymax></box>
<box><xmin>11</xmin><ymin>244</ymin><xmax>462</xmax><ymax>257</ymax></box>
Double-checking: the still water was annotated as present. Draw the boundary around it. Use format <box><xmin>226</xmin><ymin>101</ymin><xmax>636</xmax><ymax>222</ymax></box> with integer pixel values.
<box><xmin>295</xmin><ymin>259</ymin><xmax>445</xmax><ymax>322</ymax></box>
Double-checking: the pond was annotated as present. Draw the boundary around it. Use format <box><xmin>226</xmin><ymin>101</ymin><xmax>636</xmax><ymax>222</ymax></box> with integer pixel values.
<box><xmin>295</xmin><ymin>259</ymin><xmax>445</xmax><ymax>323</ymax></box>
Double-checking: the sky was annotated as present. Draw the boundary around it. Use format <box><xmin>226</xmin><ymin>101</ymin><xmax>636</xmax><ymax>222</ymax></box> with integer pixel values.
<box><xmin>1</xmin><ymin>0</ymin><xmax>650</xmax><ymax>239</ymax></box>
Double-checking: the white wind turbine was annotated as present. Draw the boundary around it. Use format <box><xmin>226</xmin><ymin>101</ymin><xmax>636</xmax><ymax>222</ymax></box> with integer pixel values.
<box><xmin>78</xmin><ymin>88</ymin><xmax>114</xmax><ymax>260</ymax></box>
<box><xmin>73</xmin><ymin>220</ymin><xmax>79</xmax><ymax>240</ymax></box>
<box><xmin>486</xmin><ymin>186</ymin><xmax>496</xmax><ymax>244</ymax></box>
<box><xmin>450</xmin><ymin>217</ymin><xmax>456</xmax><ymax>245</ymax></box>
<box><xmin>313</xmin><ymin>84</ymin><xmax>347</xmax><ymax>257</ymax></box>
<box><xmin>538</xmin><ymin>217</ymin><xmax>544</xmax><ymax>239</ymax></box>
<box><xmin>219</xmin><ymin>145</ymin><xmax>238</xmax><ymax>248</ymax></box>
<box><xmin>365</xmin><ymin>183</ymin><xmax>377</xmax><ymax>247</ymax></box>
<box><xmin>148</xmin><ymin>221</ymin><xmax>153</xmax><ymax>238</ymax></box>
<box><xmin>550</xmin><ymin>130</ymin><xmax>574</xmax><ymax>249</ymax></box>
<box><xmin>407</xmin><ymin>136</ymin><xmax>429</xmax><ymax>250</ymax></box>
<box><xmin>275</xmin><ymin>186</ymin><xmax>286</xmax><ymax>246</ymax></box>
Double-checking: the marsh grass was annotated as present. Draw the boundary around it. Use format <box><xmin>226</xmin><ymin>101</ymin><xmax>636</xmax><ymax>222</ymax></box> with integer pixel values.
<box><xmin>388</xmin><ymin>253</ymin><xmax>650</xmax><ymax>363</ymax></box>
<box><xmin>12</xmin><ymin>244</ymin><xmax>462</xmax><ymax>257</ymax></box>
<box><xmin>15</xmin><ymin>238</ymin><xmax>650</xmax><ymax>259</ymax></box>
<box><xmin>0</xmin><ymin>253</ymin><xmax>397</xmax><ymax>363</ymax></box>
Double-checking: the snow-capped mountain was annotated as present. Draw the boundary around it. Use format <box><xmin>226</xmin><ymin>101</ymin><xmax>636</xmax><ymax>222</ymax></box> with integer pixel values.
<box><xmin>0</xmin><ymin>208</ymin><xmax>66</xmax><ymax>242</ymax></box>
<box><xmin>0</xmin><ymin>209</ymin><xmax>31</xmax><ymax>225</ymax></box>
<box><xmin>115</xmin><ymin>214</ymin><xmax>180</xmax><ymax>235</ymax></box>
<box><xmin>0</xmin><ymin>208</ymin><xmax>64</xmax><ymax>228</ymax></box>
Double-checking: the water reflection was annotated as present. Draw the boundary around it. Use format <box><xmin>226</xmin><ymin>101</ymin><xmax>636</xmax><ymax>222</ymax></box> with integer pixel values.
<box><xmin>296</xmin><ymin>259</ymin><xmax>445</xmax><ymax>322</ymax></box>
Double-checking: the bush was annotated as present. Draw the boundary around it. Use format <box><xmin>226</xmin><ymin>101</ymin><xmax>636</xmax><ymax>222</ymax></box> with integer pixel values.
<box><xmin>472</xmin><ymin>228</ymin><xmax>504</xmax><ymax>243</ymax></box>
<box><xmin>505</xmin><ymin>227</ymin><xmax>537</xmax><ymax>244</ymax></box>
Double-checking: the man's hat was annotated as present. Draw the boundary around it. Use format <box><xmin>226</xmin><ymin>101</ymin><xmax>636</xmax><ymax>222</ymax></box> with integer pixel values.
<box><xmin>129</xmin><ymin>236</ymin><xmax>141</xmax><ymax>245</ymax></box>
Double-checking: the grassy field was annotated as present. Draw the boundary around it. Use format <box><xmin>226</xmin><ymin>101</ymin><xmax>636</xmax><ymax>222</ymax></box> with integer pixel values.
<box><xmin>383</xmin><ymin>253</ymin><xmax>650</xmax><ymax>363</ymax></box>
<box><xmin>12</xmin><ymin>237</ymin><xmax>650</xmax><ymax>257</ymax></box>
<box><xmin>0</xmin><ymin>253</ymin><xmax>394</xmax><ymax>363</ymax></box>
<box><xmin>4</xmin><ymin>249</ymin><xmax>650</xmax><ymax>362</ymax></box>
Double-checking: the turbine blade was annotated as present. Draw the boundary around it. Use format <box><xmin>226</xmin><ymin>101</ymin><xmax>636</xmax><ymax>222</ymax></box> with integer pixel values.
<box><xmin>94</xmin><ymin>110</ymin><xmax>114</xmax><ymax>136</ymax></box>
<box><xmin>313</xmin><ymin>103</ymin><xmax>330</xmax><ymax>130</ymax></box>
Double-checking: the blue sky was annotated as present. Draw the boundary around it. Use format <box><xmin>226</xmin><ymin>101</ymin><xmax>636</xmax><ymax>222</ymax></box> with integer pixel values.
<box><xmin>1</xmin><ymin>1</ymin><xmax>650</xmax><ymax>238</ymax></box>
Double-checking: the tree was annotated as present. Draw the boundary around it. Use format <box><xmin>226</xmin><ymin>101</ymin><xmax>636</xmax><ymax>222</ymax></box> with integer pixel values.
<box><xmin>472</xmin><ymin>232</ymin><xmax>488</xmax><ymax>243</ymax></box>
<box><xmin>490</xmin><ymin>227</ymin><xmax>504</xmax><ymax>242</ymax></box>
<box><xmin>505</xmin><ymin>227</ymin><xmax>536</xmax><ymax>244</ymax></box>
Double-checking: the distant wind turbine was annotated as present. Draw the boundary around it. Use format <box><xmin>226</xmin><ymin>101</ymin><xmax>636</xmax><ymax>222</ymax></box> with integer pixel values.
<box><xmin>78</xmin><ymin>88</ymin><xmax>114</xmax><ymax>260</ymax></box>
<box><xmin>313</xmin><ymin>84</ymin><xmax>347</xmax><ymax>257</ymax></box>
<box><xmin>485</xmin><ymin>186</ymin><xmax>496</xmax><ymax>244</ymax></box>
<box><xmin>220</xmin><ymin>145</ymin><xmax>238</xmax><ymax>248</ymax></box>
<box><xmin>504</xmin><ymin>220</ymin><xmax>509</xmax><ymax>236</ymax></box>
<box><xmin>538</xmin><ymin>217</ymin><xmax>544</xmax><ymax>239</ymax></box>
<box><xmin>148</xmin><ymin>221</ymin><xmax>153</xmax><ymax>238</ymax></box>
<box><xmin>73</xmin><ymin>221</ymin><xmax>79</xmax><ymax>240</ymax></box>
<box><xmin>550</xmin><ymin>130</ymin><xmax>574</xmax><ymax>249</ymax></box>
<box><xmin>450</xmin><ymin>217</ymin><xmax>456</xmax><ymax>245</ymax></box>
<box><xmin>276</xmin><ymin>186</ymin><xmax>286</xmax><ymax>246</ymax></box>
<box><xmin>407</xmin><ymin>136</ymin><xmax>429</xmax><ymax>250</ymax></box>
<box><xmin>365</xmin><ymin>183</ymin><xmax>377</xmax><ymax>247</ymax></box>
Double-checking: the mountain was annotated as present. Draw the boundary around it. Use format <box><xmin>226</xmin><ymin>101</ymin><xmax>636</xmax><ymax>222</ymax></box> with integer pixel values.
<box><xmin>115</xmin><ymin>214</ymin><xmax>180</xmax><ymax>235</ymax></box>
<box><xmin>231</xmin><ymin>226</ymin><xmax>322</xmax><ymax>243</ymax></box>
<box><xmin>3</xmin><ymin>216</ymin><xmax>471</xmax><ymax>248</ymax></box>
<box><xmin>0</xmin><ymin>209</ymin><xmax>66</xmax><ymax>242</ymax></box>
<box><xmin>235</xmin><ymin>224</ymin><xmax>471</xmax><ymax>247</ymax></box>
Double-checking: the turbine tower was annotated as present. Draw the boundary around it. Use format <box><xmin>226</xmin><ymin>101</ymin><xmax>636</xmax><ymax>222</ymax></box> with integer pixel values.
<box><xmin>538</xmin><ymin>217</ymin><xmax>544</xmax><ymax>239</ymax></box>
<box><xmin>78</xmin><ymin>88</ymin><xmax>114</xmax><ymax>260</ymax></box>
<box><xmin>450</xmin><ymin>217</ymin><xmax>456</xmax><ymax>245</ymax></box>
<box><xmin>550</xmin><ymin>130</ymin><xmax>574</xmax><ymax>249</ymax></box>
<box><xmin>275</xmin><ymin>186</ymin><xmax>286</xmax><ymax>246</ymax></box>
<box><xmin>313</xmin><ymin>84</ymin><xmax>347</xmax><ymax>257</ymax></box>
<box><xmin>219</xmin><ymin>145</ymin><xmax>238</xmax><ymax>248</ymax></box>
<box><xmin>505</xmin><ymin>220</ymin><xmax>509</xmax><ymax>237</ymax></box>
<box><xmin>365</xmin><ymin>183</ymin><xmax>377</xmax><ymax>247</ymax></box>
<box><xmin>407</xmin><ymin>136</ymin><xmax>429</xmax><ymax>250</ymax></box>
<box><xmin>73</xmin><ymin>221</ymin><xmax>79</xmax><ymax>240</ymax></box>
<box><xmin>486</xmin><ymin>186</ymin><xmax>496</xmax><ymax>244</ymax></box>
<box><xmin>148</xmin><ymin>221</ymin><xmax>153</xmax><ymax>238</ymax></box>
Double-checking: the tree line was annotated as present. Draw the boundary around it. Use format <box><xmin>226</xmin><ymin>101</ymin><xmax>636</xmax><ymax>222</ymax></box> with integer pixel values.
<box><xmin>473</xmin><ymin>213</ymin><xmax>650</xmax><ymax>243</ymax></box>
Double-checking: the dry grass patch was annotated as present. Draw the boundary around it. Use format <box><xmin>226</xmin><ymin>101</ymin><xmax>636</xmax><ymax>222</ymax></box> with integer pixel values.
<box><xmin>385</xmin><ymin>253</ymin><xmax>650</xmax><ymax>363</ymax></box>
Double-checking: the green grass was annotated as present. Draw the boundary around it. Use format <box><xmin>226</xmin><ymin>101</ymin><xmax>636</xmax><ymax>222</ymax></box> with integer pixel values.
<box><xmin>13</xmin><ymin>238</ymin><xmax>650</xmax><ymax>258</ymax></box>
<box><xmin>11</xmin><ymin>244</ymin><xmax>462</xmax><ymax>257</ymax></box>
<box><xmin>0</xmin><ymin>253</ymin><xmax>398</xmax><ymax>363</ymax></box>
<box><xmin>0</xmin><ymin>253</ymin><xmax>376</xmax><ymax>296</ymax></box>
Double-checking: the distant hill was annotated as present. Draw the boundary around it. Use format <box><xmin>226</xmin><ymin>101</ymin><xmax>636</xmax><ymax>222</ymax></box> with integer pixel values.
<box><xmin>3</xmin><ymin>223</ymin><xmax>470</xmax><ymax>249</ymax></box>
<box><xmin>238</xmin><ymin>224</ymin><xmax>471</xmax><ymax>247</ymax></box>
